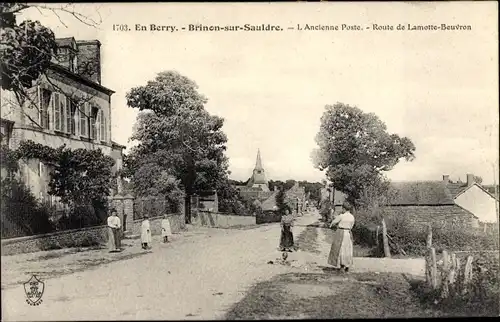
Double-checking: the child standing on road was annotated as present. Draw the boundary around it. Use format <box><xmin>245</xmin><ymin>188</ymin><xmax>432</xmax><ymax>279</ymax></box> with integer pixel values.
<box><xmin>161</xmin><ymin>214</ymin><xmax>172</xmax><ymax>243</ymax></box>
<box><xmin>141</xmin><ymin>215</ymin><xmax>152</xmax><ymax>250</ymax></box>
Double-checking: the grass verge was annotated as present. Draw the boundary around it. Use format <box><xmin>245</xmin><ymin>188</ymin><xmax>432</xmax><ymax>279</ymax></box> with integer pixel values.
<box><xmin>225</xmin><ymin>271</ymin><xmax>449</xmax><ymax>319</ymax></box>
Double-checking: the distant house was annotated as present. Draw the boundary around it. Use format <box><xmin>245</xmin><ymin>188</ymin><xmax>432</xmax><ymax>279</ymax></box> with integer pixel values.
<box><xmin>331</xmin><ymin>173</ymin><xmax>500</xmax><ymax>228</ymax></box>
<box><xmin>382</xmin><ymin>180</ymin><xmax>479</xmax><ymax>229</ymax></box>
<box><xmin>261</xmin><ymin>189</ymin><xmax>278</xmax><ymax>213</ymax></box>
<box><xmin>259</xmin><ymin>183</ymin><xmax>307</xmax><ymax>214</ymax></box>
<box><xmin>445</xmin><ymin>174</ymin><xmax>499</xmax><ymax>224</ymax></box>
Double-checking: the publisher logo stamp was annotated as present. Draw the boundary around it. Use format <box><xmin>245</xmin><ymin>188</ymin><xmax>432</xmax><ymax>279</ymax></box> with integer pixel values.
<box><xmin>24</xmin><ymin>275</ymin><xmax>44</xmax><ymax>306</ymax></box>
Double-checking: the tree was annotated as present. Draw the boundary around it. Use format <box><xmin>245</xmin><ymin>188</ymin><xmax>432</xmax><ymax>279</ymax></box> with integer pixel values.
<box><xmin>268</xmin><ymin>180</ymin><xmax>285</xmax><ymax>191</ymax></box>
<box><xmin>312</xmin><ymin>103</ymin><xmax>415</xmax><ymax>206</ymax></box>
<box><xmin>126</xmin><ymin>71</ymin><xmax>230</xmax><ymax>223</ymax></box>
<box><xmin>298</xmin><ymin>180</ymin><xmax>323</xmax><ymax>203</ymax></box>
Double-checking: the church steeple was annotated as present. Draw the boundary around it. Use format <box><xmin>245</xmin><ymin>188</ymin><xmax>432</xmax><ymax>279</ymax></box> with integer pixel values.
<box><xmin>255</xmin><ymin>149</ymin><xmax>263</xmax><ymax>170</ymax></box>
<box><xmin>246</xmin><ymin>149</ymin><xmax>269</xmax><ymax>192</ymax></box>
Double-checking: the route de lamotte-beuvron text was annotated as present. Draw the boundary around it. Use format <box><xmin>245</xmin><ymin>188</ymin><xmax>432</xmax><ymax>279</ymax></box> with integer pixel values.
<box><xmin>113</xmin><ymin>23</ymin><xmax>473</xmax><ymax>32</ymax></box>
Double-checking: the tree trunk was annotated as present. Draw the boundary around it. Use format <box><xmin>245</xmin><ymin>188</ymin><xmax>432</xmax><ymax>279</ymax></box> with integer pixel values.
<box><xmin>184</xmin><ymin>194</ymin><xmax>191</xmax><ymax>224</ymax></box>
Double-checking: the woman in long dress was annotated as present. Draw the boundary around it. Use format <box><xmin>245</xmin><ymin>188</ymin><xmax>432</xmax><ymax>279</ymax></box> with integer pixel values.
<box><xmin>141</xmin><ymin>216</ymin><xmax>152</xmax><ymax>249</ymax></box>
<box><xmin>279</xmin><ymin>208</ymin><xmax>295</xmax><ymax>259</ymax></box>
<box><xmin>328</xmin><ymin>201</ymin><xmax>355</xmax><ymax>272</ymax></box>
<box><xmin>161</xmin><ymin>215</ymin><xmax>172</xmax><ymax>243</ymax></box>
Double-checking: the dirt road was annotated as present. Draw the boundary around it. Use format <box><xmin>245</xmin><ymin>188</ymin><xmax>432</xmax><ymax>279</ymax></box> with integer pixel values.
<box><xmin>1</xmin><ymin>210</ymin><xmax>426</xmax><ymax>320</ymax></box>
<box><xmin>2</xmin><ymin>213</ymin><xmax>319</xmax><ymax>320</ymax></box>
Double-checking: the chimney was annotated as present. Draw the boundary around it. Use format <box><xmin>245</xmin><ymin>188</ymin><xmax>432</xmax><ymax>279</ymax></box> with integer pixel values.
<box><xmin>466</xmin><ymin>173</ymin><xmax>475</xmax><ymax>186</ymax></box>
<box><xmin>442</xmin><ymin>175</ymin><xmax>450</xmax><ymax>184</ymax></box>
<box><xmin>76</xmin><ymin>40</ymin><xmax>102</xmax><ymax>84</ymax></box>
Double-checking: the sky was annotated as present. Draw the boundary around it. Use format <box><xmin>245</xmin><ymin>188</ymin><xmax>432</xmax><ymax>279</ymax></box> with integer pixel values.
<box><xmin>18</xmin><ymin>2</ymin><xmax>499</xmax><ymax>184</ymax></box>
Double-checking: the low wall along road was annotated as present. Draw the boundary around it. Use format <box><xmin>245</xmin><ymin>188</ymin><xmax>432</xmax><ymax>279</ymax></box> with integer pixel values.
<box><xmin>1</xmin><ymin>213</ymin><xmax>185</xmax><ymax>256</ymax></box>
<box><xmin>192</xmin><ymin>211</ymin><xmax>256</xmax><ymax>228</ymax></box>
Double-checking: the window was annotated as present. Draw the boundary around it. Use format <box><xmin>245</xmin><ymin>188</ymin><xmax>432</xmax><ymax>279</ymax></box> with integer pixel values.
<box><xmin>52</xmin><ymin>92</ymin><xmax>69</xmax><ymax>132</ymax></box>
<box><xmin>80</xmin><ymin>102</ymin><xmax>89</xmax><ymax>137</ymax></box>
<box><xmin>39</xmin><ymin>88</ymin><xmax>51</xmax><ymax>129</ymax></box>
<box><xmin>90</xmin><ymin>106</ymin><xmax>98</xmax><ymax>140</ymax></box>
<box><xmin>0</xmin><ymin>122</ymin><xmax>12</xmax><ymax>146</ymax></box>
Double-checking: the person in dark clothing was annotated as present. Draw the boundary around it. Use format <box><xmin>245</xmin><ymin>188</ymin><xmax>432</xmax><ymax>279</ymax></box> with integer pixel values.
<box><xmin>279</xmin><ymin>208</ymin><xmax>295</xmax><ymax>260</ymax></box>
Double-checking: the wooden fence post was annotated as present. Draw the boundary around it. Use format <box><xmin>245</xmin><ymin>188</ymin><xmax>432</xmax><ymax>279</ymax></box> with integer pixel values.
<box><xmin>429</xmin><ymin>247</ymin><xmax>438</xmax><ymax>289</ymax></box>
<box><xmin>426</xmin><ymin>224</ymin><xmax>432</xmax><ymax>248</ymax></box>
<box><xmin>462</xmin><ymin>255</ymin><xmax>474</xmax><ymax>295</ymax></box>
<box><xmin>382</xmin><ymin>218</ymin><xmax>391</xmax><ymax>258</ymax></box>
<box><xmin>449</xmin><ymin>252</ymin><xmax>457</xmax><ymax>296</ymax></box>
<box><xmin>455</xmin><ymin>256</ymin><xmax>462</xmax><ymax>293</ymax></box>
<box><xmin>441</xmin><ymin>250</ymin><xmax>450</xmax><ymax>299</ymax></box>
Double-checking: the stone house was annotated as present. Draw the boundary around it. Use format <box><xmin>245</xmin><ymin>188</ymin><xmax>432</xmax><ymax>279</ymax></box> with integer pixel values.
<box><xmin>381</xmin><ymin>180</ymin><xmax>479</xmax><ymax>229</ymax></box>
<box><xmin>444</xmin><ymin>174</ymin><xmax>499</xmax><ymax>224</ymax></box>
<box><xmin>260</xmin><ymin>183</ymin><xmax>306</xmax><ymax>214</ymax></box>
<box><xmin>331</xmin><ymin>173</ymin><xmax>499</xmax><ymax>229</ymax></box>
<box><xmin>0</xmin><ymin>37</ymin><xmax>125</xmax><ymax>206</ymax></box>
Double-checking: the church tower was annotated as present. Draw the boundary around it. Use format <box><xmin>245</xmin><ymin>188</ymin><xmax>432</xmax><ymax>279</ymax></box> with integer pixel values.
<box><xmin>247</xmin><ymin>149</ymin><xmax>269</xmax><ymax>191</ymax></box>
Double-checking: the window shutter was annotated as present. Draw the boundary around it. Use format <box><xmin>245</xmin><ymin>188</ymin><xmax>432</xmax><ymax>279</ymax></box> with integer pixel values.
<box><xmin>73</xmin><ymin>101</ymin><xmax>78</xmax><ymax>135</ymax></box>
<box><xmin>100</xmin><ymin>110</ymin><xmax>105</xmax><ymax>142</ymax></box>
<box><xmin>86</xmin><ymin>103</ymin><xmax>91</xmax><ymax>138</ymax></box>
<box><xmin>96</xmin><ymin>109</ymin><xmax>101</xmax><ymax>141</ymax></box>
<box><xmin>50</xmin><ymin>92</ymin><xmax>56</xmax><ymax>130</ymax></box>
<box><xmin>103</xmin><ymin>114</ymin><xmax>107</xmax><ymax>141</ymax></box>
<box><xmin>79</xmin><ymin>102</ymin><xmax>86</xmax><ymax>136</ymax></box>
<box><xmin>66</xmin><ymin>97</ymin><xmax>72</xmax><ymax>133</ymax></box>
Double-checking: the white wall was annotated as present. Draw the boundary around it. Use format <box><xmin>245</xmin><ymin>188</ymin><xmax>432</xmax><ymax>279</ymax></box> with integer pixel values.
<box><xmin>455</xmin><ymin>184</ymin><xmax>499</xmax><ymax>223</ymax></box>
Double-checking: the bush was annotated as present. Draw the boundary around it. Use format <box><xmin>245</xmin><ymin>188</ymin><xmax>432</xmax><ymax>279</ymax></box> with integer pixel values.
<box><xmin>1</xmin><ymin>178</ymin><xmax>54</xmax><ymax>238</ymax></box>
<box><xmin>382</xmin><ymin>215</ymin><xmax>499</xmax><ymax>257</ymax></box>
<box><xmin>256</xmin><ymin>211</ymin><xmax>281</xmax><ymax>224</ymax></box>
<box><xmin>54</xmin><ymin>199</ymin><xmax>109</xmax><ymax>231</ymax></box>
<box><xmin>350</xmin><ymin>209</ymin><xmax>499</xmax><ymax>258</ymax></box>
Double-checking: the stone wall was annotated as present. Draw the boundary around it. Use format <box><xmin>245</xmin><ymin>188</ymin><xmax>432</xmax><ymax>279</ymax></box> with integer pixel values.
<box><xmin>193</xmin><ymin>211</ymin><xmax>256</xmax><ymax>228</ymax></box>
<box><xmin>1</xmin><ymin>225</ymin><xmax>108</xmax><ymax>256</ymax></box>
<box><xmin>128</xmin><ymin>214</ymin><xmax>186</xmax><ymax>237</ymax></box>
<box><xmin>1</xmin><ymin>194</ymin><xmax>186</xmax><ymax>255</ymax></box>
